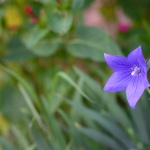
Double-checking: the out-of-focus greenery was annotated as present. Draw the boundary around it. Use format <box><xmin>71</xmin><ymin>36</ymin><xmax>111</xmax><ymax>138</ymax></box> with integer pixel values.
<box><xmin>0</xmin><ymin>0</ymin><xmax>150</xmax><ymax>150</ymax></box>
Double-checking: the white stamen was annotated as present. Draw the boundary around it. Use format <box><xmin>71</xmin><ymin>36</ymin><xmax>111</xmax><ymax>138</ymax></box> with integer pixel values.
<box><xmin>131</xmin><ymin>66</ymin><xmax>141</xmax><ymax>76</ymax></box>
<box><xmin>131</xmin><ymin>71</ymin><xmax>136</xmax><ymax>76</ymax></box>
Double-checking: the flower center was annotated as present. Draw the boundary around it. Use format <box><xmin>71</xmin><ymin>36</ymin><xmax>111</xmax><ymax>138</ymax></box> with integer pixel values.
<box><xmin>131</xmin><ymin>66</ymin><xmax>141</xmax><ymax>76</ymax></box>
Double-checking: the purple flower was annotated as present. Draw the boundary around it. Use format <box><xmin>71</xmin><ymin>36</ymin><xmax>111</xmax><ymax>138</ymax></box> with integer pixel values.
<box><xmin>103</xmin><ymin>46</ymin><xmax>149</xmax><ymax>109</ymax></box>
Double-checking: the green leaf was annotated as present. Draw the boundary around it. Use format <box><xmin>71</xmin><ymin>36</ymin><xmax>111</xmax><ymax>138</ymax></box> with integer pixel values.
<box><xmin>71</xmin><ymin>0</ymin><xmax>94</xmax><ymax>11</ymax></box>
<box><xmin>30</xmin><ymin>38</ymin><xmax>61</xmax><ymax>57</ymax></box>
<box><xmin>0</xmin><ymin>65</ymin><xmax>41</xmax><ymax>110</ymax></box>
<box><xmin>37</xmin><ymin>0</ymin><xmax>48</xmax><ymax>4</ymax></box>
<box><xmin>63</xmin><ymin>98</ymin><xmax>136</xmax><ymax>149</ymax></box>
<box><xmin>119</xmin><ymin>90</ymin><xmax>150</xmax><ymax>145</ymax></box>
<box><xmin>66</xmin><ymin>26</ymin><xmax>123</xmax><ymax>62</ymax></box>
<box><xmin>71</xmin><ymin>0</ymin><xmax>85</xmax><ymax>12</ymax></box>
<box><xmin>129</xmin><ymin>104</ymin><xmax>150</xmax><ymax>145</ymax></box>
<box><xmin>57</xmin><ymin>71</ymin><xmax>94</xmax><ymax>103</ymax></box>
<box><xmin>24</xmin><ymin>26</ymin><xmax>49</xmax><ymax>48</ymax></box>
<box><xmin>2</xmin><ymin>35</ymin><xmax>35</xmax><ymax>62</ymax></box>
<box><xmin>49</xmin><ymin>12</ymin><xmax>73</xmax><ymax>35</ymax></box>
<box><xmin>118</xmin><ymin>0</ymin><xmax>150</xmax><ymax>20</ymax></box>
<box><xmin>48</xmin><ymin>113</ymin><xmax>67</xmax><ymax>150</ymax></box>
<box><xmin>11</xmin><ymin>127</ymin><xmax>29</xmax><ymax>150</ymax></box>
<box><xmin>147</xmin><ymin>59</ymin><xmax>150</xmax><ymax>71</ymax></box>
<box><xmin>26</xmin><ymin>144</ymin><xmax>36</xmax><ymax>150</ymax></box>
<box><xmin>74</xmin><ymin>66</ymin><xmax>131</xmax><ymax>128</ymax></box>
<box><xmin>65</xmin><ymin>140</ymin><xmax>72</xmax><ymax>150</ymax></box>
<box><xmin>76</xmin><ymin>125</ymin><xmax>123</xmax><ymax>150</ymax></box>
<box><xmin>31</xmin><ymin>123</ymin><xmax>51</xmax><ymax>150</ymax></box>
<box><xmin>0</xmin><ymin>136</ymin><xmax>17</xmax><ymax>150</ymax></box>
<box><xmin>71</xmin><ymin>78</ymin><xmax>84</xmax><ymax>121</ymax></box>
<box><xmin>48</xmin><ymin>74</ymin><xmax>72</xmax><ymax>113</ymax></box>
<box><xmin>0</xmin><ymin>8</ymin><xmax>4</xmax><ymax>36</ymax></box>
<box><xmin>58</xmin><ymin>110</ymin><xmax>92</xmax><ymax>150</ymax></box>
<box><xmin>0</xmin><ymin>84</ymin><xmax>27</xmax><ymax>124</ymax></box>
<box><xmin>18</xmin><ymin>84</ymin><xmax>44</xmax><ymax>131</ymax></box>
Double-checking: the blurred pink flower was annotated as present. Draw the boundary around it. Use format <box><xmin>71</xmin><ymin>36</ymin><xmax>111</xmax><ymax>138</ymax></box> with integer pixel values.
<box><xmin>29</xmin><ymin>18</ymin><xmax>39</xmax><ymax>24</ymax></box>
<box><xmin>118</xmin><ymin>24</ymin><xmax>130</xmax><ymax>32</ymax></box>
<box><xmin>83</xmin><ymin>0</ymin><xmax>132</xmax><ymax>38</ymax></box>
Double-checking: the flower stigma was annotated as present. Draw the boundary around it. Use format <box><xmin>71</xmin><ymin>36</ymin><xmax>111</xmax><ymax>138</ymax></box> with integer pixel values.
<box><xmin>131</xmin><ymin>66</ymin><xmax>141</xmax><ymax>76</ymax></box>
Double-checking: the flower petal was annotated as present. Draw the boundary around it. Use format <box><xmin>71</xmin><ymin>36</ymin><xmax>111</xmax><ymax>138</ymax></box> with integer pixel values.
<box><xmin>126</xmin><ymin>73</ymin><xmax>149</xmax><ymax>109</ymax></box>
<box><xmin>127</xmin><ymin>46</ymin><xmax>146</xmax><ymax>68</ymax></box>
<box><xmin>104</xmin><ymin>53</ymin><xmax>132</xmax><ymax>72</ymax></box>
<box><xmin>103</xmin><ymin>70</ymin><xmax>132</xmax><ymax>92</ymax></box>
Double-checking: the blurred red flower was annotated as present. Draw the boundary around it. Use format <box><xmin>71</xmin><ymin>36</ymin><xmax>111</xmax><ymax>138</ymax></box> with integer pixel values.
<box><xmin>24</xmin><ymin>5</ymin><xmax>39</xmax><ymax>24</ymax></box>
<box><xmin>25</xmin><ymin>5</ymin><xmax>32</xmax><ymax>14</ymax></box>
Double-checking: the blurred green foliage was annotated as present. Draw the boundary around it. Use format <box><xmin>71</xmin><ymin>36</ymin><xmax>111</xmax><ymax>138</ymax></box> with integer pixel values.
<box><xmin>0</xmin><ymin>0</ymin><xmax>150</xmax><ymax>150</ymax></box>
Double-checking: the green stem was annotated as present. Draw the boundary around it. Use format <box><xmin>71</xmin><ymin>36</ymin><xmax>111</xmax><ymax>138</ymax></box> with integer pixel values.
<box><xmin>48</xmin><ymin>74</ymin><xmax>59</xmax><ymax>112</ymax></box>
<box><xmin>147</xmin><ymin>88</ymin><xmax>150</xmax><ymax>94</ymax></box>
